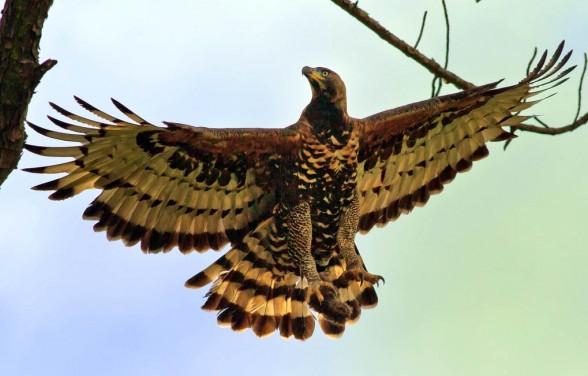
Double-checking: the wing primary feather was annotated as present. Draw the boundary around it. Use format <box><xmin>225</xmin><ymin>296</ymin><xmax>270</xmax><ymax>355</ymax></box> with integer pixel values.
<box><xmin>74</xmin><ymin>96</ymin><xmax>134</xmax><ymax>125</ymax></box>
<box><xmin>27</xmin><ymin>121</ymin><xmax>88</xmax><ymax>143</ymax></box>
<box><xmin>356</xmin><ymin>42</ymin><xmax>573</xmax><ymax>231</ymax></box>
<box><xmin>47</xmin><ymin>115</ymin><xmax>103</xmax><ymax>134</ymax></box>
<box><xmin>49</xmin><ymin>102</ymin><xmax>110</xmax><ymax>128</ymax></box>
<box><xmin>24</xmin><ymin>143</ymin><xmax>85</xmax><ymax>158</ymax></box>
<box><xmin>111</xmin><ymin>98</ymin><xmax>150</xmax><ymax>125</ymax></box>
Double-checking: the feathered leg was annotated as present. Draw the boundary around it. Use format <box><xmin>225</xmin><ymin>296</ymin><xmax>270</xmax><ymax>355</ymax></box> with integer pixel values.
<box><xmin>287</xmin><ymin>201</ymin><xmax>352</xmax><ymax>330</ymax></box>
<box><xmin>337</xmin><ymin>191</ymin><xmax>384</xmax><ymax>286</ymax></box>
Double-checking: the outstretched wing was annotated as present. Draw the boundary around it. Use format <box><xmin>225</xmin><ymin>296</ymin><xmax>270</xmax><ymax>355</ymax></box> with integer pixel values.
<box><xmin>25</xmin><ymin>97</ymin><xmax>300</xmax><ymax>253</ymax></box>
<box><xmin>356</xmin><ymin>42</ymin><xmax>574</xmax><ymax>233</ymax></box>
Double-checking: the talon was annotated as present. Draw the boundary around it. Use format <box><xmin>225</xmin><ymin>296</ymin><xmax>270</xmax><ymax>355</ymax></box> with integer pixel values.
<box><xmin>377</xmin><ymin>275</ymin><xmax>385</xmax><ymax>286</ymax></box>
<box><xmin>307</xmin><ymin>281</ymin><xmax>334</xmax><ymax>305</ymax></box>
<box><xmin>339</xmin><ymin>269</ymin><xmax>384</xmax><ymax>287</ymax></box>
<box><xmin>313</xmin><ymin>285</ymin><xmax>325</xmax><ymax>303</ymax></box>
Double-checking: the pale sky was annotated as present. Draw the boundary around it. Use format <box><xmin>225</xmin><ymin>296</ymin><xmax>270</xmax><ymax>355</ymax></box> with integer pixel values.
<box><xmin>1</xmin><ymin>1</ymin><xmax>587</xmax><ymax>375</ymax></box>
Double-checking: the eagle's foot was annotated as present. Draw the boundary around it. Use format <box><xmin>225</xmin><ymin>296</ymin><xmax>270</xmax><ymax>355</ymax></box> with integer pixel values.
<box><xmin>307</xmin><ymin>281</ymin><xmax>352</xmax><ymax>323</ymax></box>
<box><xmin>338</xmin><ymin>269</ymin><xmax>385</xmax><ymax>287</ymax></box>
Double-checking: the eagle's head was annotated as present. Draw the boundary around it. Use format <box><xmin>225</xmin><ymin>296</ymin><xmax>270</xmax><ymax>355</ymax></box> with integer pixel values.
<box><xmin>302</xmin><ymin>66</ymin><xmax>347</xmax><ymax>112</ymax></box>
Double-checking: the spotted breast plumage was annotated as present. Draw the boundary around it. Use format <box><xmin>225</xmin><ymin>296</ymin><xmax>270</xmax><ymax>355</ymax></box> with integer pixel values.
<box><xmin>25</xmin><ymin>42</ymin><xmax>574</xmax><ymax>340</ymax></box>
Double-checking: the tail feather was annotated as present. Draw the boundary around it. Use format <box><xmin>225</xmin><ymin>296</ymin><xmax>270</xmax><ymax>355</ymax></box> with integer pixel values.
<box><xmin>251</xmin><ymin>280</ymin><xmax>278</xmax><ymax>338</ymax></box>
<box><xmin>289</xmin><ymin>280</ymin><xmax>315</xmax><ymax>340</ymax></box>
<box><xmin>186</xmin><ymin>217</ymin><xmax>379</xmax><ymax>340</ymax></box>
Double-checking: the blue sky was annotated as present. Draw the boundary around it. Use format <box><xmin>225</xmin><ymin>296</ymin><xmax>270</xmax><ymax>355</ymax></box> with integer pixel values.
<box><xmin>1</xmin><ymin>1</ymin><xmax>587</xmax><ymax>375</ymax></box>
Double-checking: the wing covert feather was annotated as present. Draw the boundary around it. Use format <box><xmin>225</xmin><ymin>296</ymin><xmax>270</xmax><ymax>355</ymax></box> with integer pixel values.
<box><xmin>25</xmin><ymin>98</ymin><xmax>300</xmax><ymax>253</ymax></box>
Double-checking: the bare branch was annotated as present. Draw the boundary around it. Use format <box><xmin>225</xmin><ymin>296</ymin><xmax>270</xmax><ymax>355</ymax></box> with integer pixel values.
<box><xmin>330</xmin><ymin>0</ymin><xmax>475</xmax><ymax>90</ymax></box>
<box><xmin>330</xmin><ymin>0</ymin><xmax>588</xmax><ymax>138</ymax></box>
<box><xmin>526</xmin><ymin>47</ymin><xmax>538</xmax><ymax>75</ymax></box>
<box><xmin>413</xmin><ymin>11</ymin><xmax>427</xmax><ymax>49</ymax></box>
<box><xmin>574</xmin><ymin>52</ymin><xmax>587</xmax><ymax>122</ymax></box>
<box><xmin>432</xmin><ymin>0</ymin><xmax>450</xmax><ymax>97</ymax></box>
<box><xmin>513</xmin><ymin>112</ymin><xmax>588</xmax><ymax>134</ymax></box>
<box><xmin>534</xmin><ymin>116</ymin><xmax>550</xmax><ymax>129</ymax></box>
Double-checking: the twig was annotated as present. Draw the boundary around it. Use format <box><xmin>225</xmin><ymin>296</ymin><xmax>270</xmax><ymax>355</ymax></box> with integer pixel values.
<box><xmin>534</xmin><ymin>117</ymin><xmax>550</xmax><ymax>128</ymax></box>
<box><xmin>514</xmin><ymin>112</ymin><xmax>588</xmax><ymax>134</ymax></box>
<box><xmin>574</xmin><ymin>52</ymin><xmax>587</xmax><ymax>122</ymax></box>
<box><xmin>330</xmin><ymin>0</ymin><xmax>588</xmax><ymax>138</ymax></box>
<box><xmin>330</xmin><ymin>0</ymin><xmax>475</xmax><ymax>90</ymax></box>
<box><xmin>413</xmin><ymin>11</ymin><xmax>427</xmax><ymax>49</ymax></box>
<box><xmin>526</xmin><ymin>47</ymin><xmax>538</xmax><ymax>75</ymax></box>
<box><xmin>432</xmin><ymin>0</ymin><xmax>450</xmax><ymax>97</ymax></box>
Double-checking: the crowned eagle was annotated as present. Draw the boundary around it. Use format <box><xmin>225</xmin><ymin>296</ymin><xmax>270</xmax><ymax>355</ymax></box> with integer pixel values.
<box><xmin>25</xmin><ymin>42</ymin><xmax>573</xmax><ymax>340</ymax></box>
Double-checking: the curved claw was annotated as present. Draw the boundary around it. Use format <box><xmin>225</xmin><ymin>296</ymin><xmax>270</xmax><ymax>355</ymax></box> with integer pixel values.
<box><xmin>378</xmin><ymin>275</ymin><xmax>386</xmax><ymax>286</ymax></box>
<box><xmin>339</xmin><ymin>269</ymin><xmax>385</xmax><ymax>287</ymax></box>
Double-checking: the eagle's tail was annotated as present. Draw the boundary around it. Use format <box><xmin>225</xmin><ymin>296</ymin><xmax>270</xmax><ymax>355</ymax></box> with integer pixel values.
<box><xmin>185</xmin><ymin>217</ymin><xmax>378</xmax><ymax>340</ymax></box>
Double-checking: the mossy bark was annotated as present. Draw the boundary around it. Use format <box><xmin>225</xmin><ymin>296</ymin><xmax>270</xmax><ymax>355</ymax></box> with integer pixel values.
<box><xmin>0</xmin><ymin>0</ymin><xmax>55</xmax><ymax>187</ymax></box>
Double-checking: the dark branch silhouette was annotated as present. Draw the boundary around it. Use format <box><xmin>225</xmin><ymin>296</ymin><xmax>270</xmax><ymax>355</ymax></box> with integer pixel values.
<box><xmin>413</xmin><ymin>11</ymin><xmax>427</xmax><ymax>49</ymax></box>
<box><xmin>330</xmin><ymin>0</ymin><xmax>588</xmax><ymax>138</ymax></box>
<box><xmin>575</xmin><ymin>53</ymin><xmax>587</xmax><ymax>123</ymax></box>
<box><xmin>431</xmin><ymin>0</ymin><xmax>450</xmax><ymax>97</ymax></box>
<box><xmin>330</xmin><ymin>0</ymin><xmax>475</xmax><ymax>90</ymax></box>
<box><xmin>0</xmin><ymin>0</ymin><xmax>56</xmax><ymax>187</ymax></box>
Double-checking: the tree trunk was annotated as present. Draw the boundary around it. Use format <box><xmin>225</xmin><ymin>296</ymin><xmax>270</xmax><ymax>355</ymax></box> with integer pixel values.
<box><xmin>0</xmin><ymin>0</ymin><xmax>56</xmax><ymax>188</ymax></box>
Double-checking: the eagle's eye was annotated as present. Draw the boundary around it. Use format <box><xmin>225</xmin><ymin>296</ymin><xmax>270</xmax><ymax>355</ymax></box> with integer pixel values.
<box><xmin>322</xmin><ymin>71</ymin><xmax>330</xmax><ymax>77</ymax></box>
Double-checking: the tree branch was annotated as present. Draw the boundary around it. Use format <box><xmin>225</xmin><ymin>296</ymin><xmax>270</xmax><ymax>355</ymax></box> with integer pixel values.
<box><xmin>330</xmin><ymin>0</ymin><xmax>588</xmax><ymax>138</ymax></box>
<box><xmin>0</xmin><ymin>0</ymin><xmax>56</xmax><ymax>188</ymax></box>
<box><xmin>330</xmin><ymin>0</ymin><xmax>475</xmax><ymax>90</ymax></box>
<box><xmin>514</xmin><ymin>112</ymin><xmax>588</xmax><ymax>135</ymax></box>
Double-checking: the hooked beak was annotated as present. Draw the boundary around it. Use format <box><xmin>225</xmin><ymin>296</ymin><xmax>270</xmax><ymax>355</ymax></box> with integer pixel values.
<box><xmin>302</xmin><ymin>66</ymin><xmax>325</xmax><ymax>83</ymax></box>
